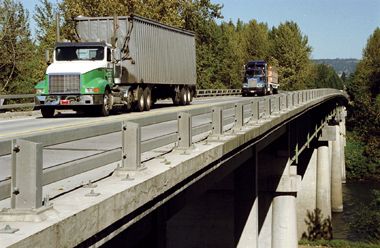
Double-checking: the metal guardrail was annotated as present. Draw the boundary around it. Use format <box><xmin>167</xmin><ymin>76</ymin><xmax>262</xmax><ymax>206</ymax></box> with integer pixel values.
<box><xmin>0</xmin><ymin>89</ymin><xmax>242</xmax><ymax>111</ymax></box>
<box><xmin>0</xmin><ymin>89</ymin><xmax>346</xmax><ymax>211</ymax></box>
<box><xmin>0</xmin><ymin>94</ymin><xmax>35</xmax><ymax>110</ymax></box>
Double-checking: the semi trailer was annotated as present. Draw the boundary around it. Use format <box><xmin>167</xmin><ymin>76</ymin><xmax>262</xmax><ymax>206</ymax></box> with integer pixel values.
<box><xmin>34</xmin><ymin>15</ymin><xmax>197</xmax><ymax>117</ymax></box>
<box><xmin>242</xmin><ymin>60</ymin><xmax>279</xmax><ymax>96</ymax></box>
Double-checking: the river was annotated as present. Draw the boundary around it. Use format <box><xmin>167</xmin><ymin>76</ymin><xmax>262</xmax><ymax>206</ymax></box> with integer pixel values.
<box><xmin>332</xmin><ymin>181</ymin><xmax>380</xmax><ymax>241</ymax></box>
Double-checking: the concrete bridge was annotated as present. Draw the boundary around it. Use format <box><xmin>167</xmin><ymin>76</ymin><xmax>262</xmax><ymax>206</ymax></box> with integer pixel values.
<box><xmin>0</xmin><ymin>89</ymin><xmax>348</xmax><ymax>248</ymax></box>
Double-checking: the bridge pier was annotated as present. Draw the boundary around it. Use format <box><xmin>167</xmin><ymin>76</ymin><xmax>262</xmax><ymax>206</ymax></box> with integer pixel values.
<box><xmin>331</xmin><ymin>125</ymin><xmax>343</xmax><ymax>212</ymax></box>
<box><xmin>234</xmin><ymin>155</ymin><xmax>258</xmax><ymax>248</ymax></box>
<box><xmin>316</xmin><ymin>141</ymin><xmax>332</xmax><ymax>218</ymax></box>
<box><xmin>296</xmin><ymin>145</ymin><xmax>317</xmax><ymax>238</ymax></box>
<box><xmin>258</xmin><ymin>135</ymin><xmax>299</xmax><ymax>248</ymax></box>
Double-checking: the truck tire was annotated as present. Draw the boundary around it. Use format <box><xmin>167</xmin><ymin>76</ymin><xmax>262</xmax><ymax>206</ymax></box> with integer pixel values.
<box><xmin>41</xmin><ymin>108</ymin><xmax>55</xmax><ymax>118</ymax></box>
<box><xmin>99</xmin><ymin>90</ymin><xmax>111</xmax><ymax>116</ymax></box>
<box><xmin>185</xmin><ymin>87</ymin><xmax>191</xmax><ymax>105</ymax></box>
<box><xmin>179</xmin><ymin>87</ymin><xmax>187</xmax><ymax>105</ymax></box>
<box><xmin>135</xmin><ymin>87</ymin><xmax>145</xmax><ymax>112</ymax></box>
<box><xmin>143</xmin><ymin>87</ymin><xmax>152</xmax><ymax>111</ymax></box>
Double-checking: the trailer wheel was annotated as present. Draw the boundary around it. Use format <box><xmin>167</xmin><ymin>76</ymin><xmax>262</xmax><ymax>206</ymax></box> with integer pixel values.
<box><xmin>99</xmin><ymin>90</ymin><xmax>111</xmax><ymax>116</ymax></box>
<box><xmin>179</xmin><ymin>87</ymin><xmax>187</xmax><ymax>105</ymax></box>
<box><xmin>41</xmin><ymin>108</ymin><xmax>55</xmax><ymax>118</ymax></box>
<box><xmin>185</xmin><ymin>87</ymin><xmax>191</xmax><ymax>105</ymax></box>
<box><xmin>135</xmin><ymin>87</ymin><xmax>145</xmax><ymax>112</ymax></box>
<box><xmin>143</xmin><ymin>87</ymin><xmax>152</xmax><ymax>111</ymax></box>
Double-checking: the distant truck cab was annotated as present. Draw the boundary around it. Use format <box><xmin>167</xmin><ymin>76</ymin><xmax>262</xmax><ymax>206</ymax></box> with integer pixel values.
<box><xmin>242</xmin><ymin>60</ymin><xmax>279</xmax><ymax>96</ymax></box>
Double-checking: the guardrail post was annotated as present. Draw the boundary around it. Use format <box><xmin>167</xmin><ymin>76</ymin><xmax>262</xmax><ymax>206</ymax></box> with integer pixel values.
<box><xmin>280</xmin><ymin>95</ymin><xmax>286</xmax><ymax>112</ymax></box>
<box><xmin>265</xmin><ymin>97</ymin><xmax>271</xmax><ymax>118</ymax></box>
<box><xmin>11</xmin><ymin>139</ymin><xmax>43</xmax><ymax>209</ymax></box>
<box><xmin>122</xmin><ymin>121</ymin><xmax>141</xmax><ymax>170</ymax></box>
<box><xmin>212</xmin><ymin>107</ymin><xmax>223</xmax><ymax>135</ymax></box>
<box><xmin>251</xmin><ymin>100</ymin><xmax>259</xmax><ymax>123</ymax></box>
<box><xmin>178</xmin><ymin>112</ymin><xmax>192</xmax><ymax>149</ymax></box>
<box><xmin>235</xmin><ymin>103</ymin><xmax>244</xmax><ymax>129</ymax></box>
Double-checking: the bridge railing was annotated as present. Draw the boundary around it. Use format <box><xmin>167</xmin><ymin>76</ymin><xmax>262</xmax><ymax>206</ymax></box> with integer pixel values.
<box><xmin>0</xmin><ymin>89</ymin><xmax>345</xmax><ymax>210</ymax></box>
<box><xmin>0</xmin><ymin>94</ymin><xmax>35</xmax><ymax>111</ymax></box>
<box><xmin>0</xmin><ymin>89</ymin><xmax>242</xmax><ymax>112</ymax></box>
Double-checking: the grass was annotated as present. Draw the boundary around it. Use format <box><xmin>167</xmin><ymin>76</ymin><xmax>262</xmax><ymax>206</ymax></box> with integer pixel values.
<box><xmin>299</xmin><ymin>239</ymin><xmax>380</xmax><ymax>248</ymax></box>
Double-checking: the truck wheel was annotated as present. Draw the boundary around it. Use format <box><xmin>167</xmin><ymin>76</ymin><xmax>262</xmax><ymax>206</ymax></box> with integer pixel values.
<box><xmin>185</xmin><ymin>88</ymin><xmax>191</xmax><ymax>105</ymax></box>
<box><xmin>99</xmin><ymin>90</ymin><xmax>111</xmax><ymax>116</ymax></box>
<box><xmin>41</xmin><ymin>108</ymin><xmax>55</xmax><ymax>118</ymax></box>
<box><xmin>179</xmin><ymin>87</ymin><xmax>187</xmax><ymax>105</ymax></box>
<box><xmin>273</xmin><ymin>88</ymin><xmax>278</xmax><ymax>94</ymax></box>
<box><xmin>143</xmin><ymin>87</ymin><xmax>152</xmax><ymax>111</ymax></box>
<box><xmin>269</xmin><ymin>86</ymin><xmax>273</xmax><ymax>95</ymax></box>
<box><xmin>135</xmin><ymin>87</ymin><xmax>145</xmax><ymax>112</ymax></box>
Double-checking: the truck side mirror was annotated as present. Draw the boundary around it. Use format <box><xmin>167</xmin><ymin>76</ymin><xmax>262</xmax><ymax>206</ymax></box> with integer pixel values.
<box><xmin>45</xmin><ymin>50</ymin><xmax>52</xmax><ymax>65</ymax></box>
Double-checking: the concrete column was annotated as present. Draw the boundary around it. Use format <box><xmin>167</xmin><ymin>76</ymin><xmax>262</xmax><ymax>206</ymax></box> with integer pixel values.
<box><xmin>316</xmin><ymin>141</ymin><xmax>331</xmax><ymax>218</ymax></box>
<box><xmin>331</xmin><ymin>126</ymin><xmax>343</xmax><ymax>212</ymax></box>
<box><xmin>296</xmin><ymin>147</ymin><xmax>317</xmax><ymax>238</ymax></box>
<box><xmin>339</xmin><ymin>120</ymin><xmax>346</xmax><ymax>183</ymax></box>
<box><xmin>235</xmin><ymin>155</ymin><xmax>258</xmax><ymax>248</ymax></box>
<box><xmin>272</xmin><ymin>194</ymin><xmax>298</xmax><ymax>248</ymax></box>
<box><xmin>258</xmin><ymin>194</ymin><xmax>273</xmax><ymax>248</ymax></box>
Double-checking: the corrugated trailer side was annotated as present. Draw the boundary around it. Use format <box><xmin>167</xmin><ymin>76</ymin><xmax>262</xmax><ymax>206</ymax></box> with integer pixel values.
<box><xmin>75</xmin><ymin>15</ymin><xmax>196</xmax><ymax>87</ymax></box>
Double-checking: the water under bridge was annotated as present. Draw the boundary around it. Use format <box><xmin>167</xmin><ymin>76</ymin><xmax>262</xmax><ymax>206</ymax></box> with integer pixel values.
<box><xmin>0</xmin><ymin>89</ymin><xmax>348</xmax><ymax>248</ymax></box>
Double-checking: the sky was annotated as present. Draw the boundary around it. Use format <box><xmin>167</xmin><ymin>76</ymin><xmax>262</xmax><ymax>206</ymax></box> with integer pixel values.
<box><xmin>214</xmin><ymin>0</ymin><xmax>380</xmax><ymax>59</ymax></box>
<box><xmin>22</xmin><ymin>0</ymin><xmax>380</xmax><ymax>59</ymax></box>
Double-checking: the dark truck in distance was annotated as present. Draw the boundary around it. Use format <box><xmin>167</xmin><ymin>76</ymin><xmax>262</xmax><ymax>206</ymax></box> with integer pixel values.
<box><xmin>242</xmin><ymin>60</ymin><xmax>279</xmax><ymax>96</ymax></box>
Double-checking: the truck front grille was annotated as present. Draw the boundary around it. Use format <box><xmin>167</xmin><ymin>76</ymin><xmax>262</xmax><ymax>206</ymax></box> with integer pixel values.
<box><xmin>49</xmin><ymin>74</ymin><xmax>80</xmax><ymax>94</ymax></box>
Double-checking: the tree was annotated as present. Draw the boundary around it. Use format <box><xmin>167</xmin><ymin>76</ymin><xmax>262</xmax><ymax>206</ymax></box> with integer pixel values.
<box><xmin>0</xmin><ymin>0</ymin><xmax>37</xmax><ymax>94</ymax></box>
<box><xmin>309</xmin><ymin>63</ymin><xmax>344</xmax><ymax>90</ymax></box>
<box><xmin>242</xmin><ymin>20</ymin><xmax>270</xmax><ymax>63</ymax></box>
<box><xmin>346</xmin><ymin>28</ymin><xmax>380</xmax><ymax>179</ymax></box>
<box><xmin>269</xmin><ymin>21</ymin><xmax>312</xmax><ymax>90</ymax></box>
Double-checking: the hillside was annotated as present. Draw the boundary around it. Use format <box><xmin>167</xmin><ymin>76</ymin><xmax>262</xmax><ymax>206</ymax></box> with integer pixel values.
<box><xmin>313</xmin><ymin>59</ymin><xmax>359</xmax><ymax>76</ymax></box>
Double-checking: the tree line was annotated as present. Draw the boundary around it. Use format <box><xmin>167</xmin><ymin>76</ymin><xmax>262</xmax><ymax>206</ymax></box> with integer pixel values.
<box><xmin>0</xmin><ymin>0</ymin><xmax>344</xmax><ymax>95</ymax></box>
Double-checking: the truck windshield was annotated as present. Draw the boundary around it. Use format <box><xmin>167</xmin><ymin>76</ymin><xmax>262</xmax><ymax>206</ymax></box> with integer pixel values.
<box><xmin>246</xmin><ymin>68</ymin><xmax>265</xmax><ymax>78</ymax></box>
<box><xmin>56</xmin><ymin>46</ymin><xmax>104</xmax><ymax>61</ymax></box>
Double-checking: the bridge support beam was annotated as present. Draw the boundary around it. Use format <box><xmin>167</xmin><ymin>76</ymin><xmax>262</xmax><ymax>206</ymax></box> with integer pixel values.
<box><xmin>316</xmin><ymin>141</ymin><xmax>332</xmax><ymax>218</ymax></box>
<box><xmin>296</xmin><ymin>146</ymin><xmax>317</xmax><ymax>238</ymax></box>
<box><xmin>234</xmin><ymin>154</ymin><xmax>258</xmax><ymax>248</ymax></box>
<box><xmin>272</xmin><ymin>193</ymin><xmax>297</xmax><ymax>248</ymax></box>
<box><xmin>331</xmin><ymin>125</ymin><xmax>343</xmax><ymax>212</ymax></box>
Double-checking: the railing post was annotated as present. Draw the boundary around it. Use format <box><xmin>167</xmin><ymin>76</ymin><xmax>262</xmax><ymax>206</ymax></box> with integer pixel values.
<box><xmin>251</xmin><ymin>100</ymin><xmax>259</xmax><ymax>123</ymax></box>
<box><xmin>11</xmin><ymin>139</ymin><xmax>43</xmax><ymax>209</ymax></box>
<box><xmin>212</xmin><ymin>106</ymin><xmax>223</xmax><ymax>135</ymax></box>
<box><xmin>122</xmin><ymin>121</ymin><xmax>141</xmax><ymax>170</ymax></box>
<box><xmin>235</xmin><ymin>103</ymin><xmax>244</xmax><ymax>129</ymax></box>
<box><xmin>178</xmin><ymin>112</ymin><xmax>192</xmax><ymax>149</ymax></box>
<box><xmin>265</xmin><ymin>97</ymin><xmax>271</xmax><ymax>118</ymax></box>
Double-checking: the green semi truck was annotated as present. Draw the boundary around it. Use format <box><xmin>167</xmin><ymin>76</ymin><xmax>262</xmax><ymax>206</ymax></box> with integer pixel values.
<box><xmin>34</xmin><ymin>15</ymin><xmax>197</xmax><ymax>117</ymax></box>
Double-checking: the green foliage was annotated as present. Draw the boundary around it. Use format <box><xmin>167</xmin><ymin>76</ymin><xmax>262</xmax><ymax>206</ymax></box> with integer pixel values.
<box><xmin>302</xmin><ymin>208</ymin><xmax>333</xmax><ymax>241</ymax></box>
<box><xmin>345</xmin><ymin>132</ymin><xmax>370</xmax><ymax>179</ymax></box>
<box><xmin>269</xmin><ymin>21</ymin><xmax>312</xmax><ymax>90</ymax></box>
<box><xmin>346</xmin><ymin>28</ymin><xmax>380</xmax><ymax>180</ymax></box>
<box><xmin>349</xmin><ymin>190</ymin><xmax>380</xmax><ymax>241</ymax></box>
<box><xmin>0</xmin><ymin>0</ymin><xmax>37</xmax><ymax>94</ymax></box>
<box><xmin>309</xmin><ymin>63</ymin><xmax>344</xmax><ymax>89</ymax></box>
<box><xmin>299</xmin><ymin>239</ymin><xmax>380</xmax><ymax>248</ymax></box>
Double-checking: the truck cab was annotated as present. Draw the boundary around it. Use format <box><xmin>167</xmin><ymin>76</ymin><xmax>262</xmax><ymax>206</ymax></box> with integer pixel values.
<box><xmin>242</xmin><ymin>60</ymin><xmax>279</xmax><ymax>96</ymax></box>
<box><xmin>35</xmin><ymin>42</ymin><xmax>115</xmax><ymax>117</ymax></box>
